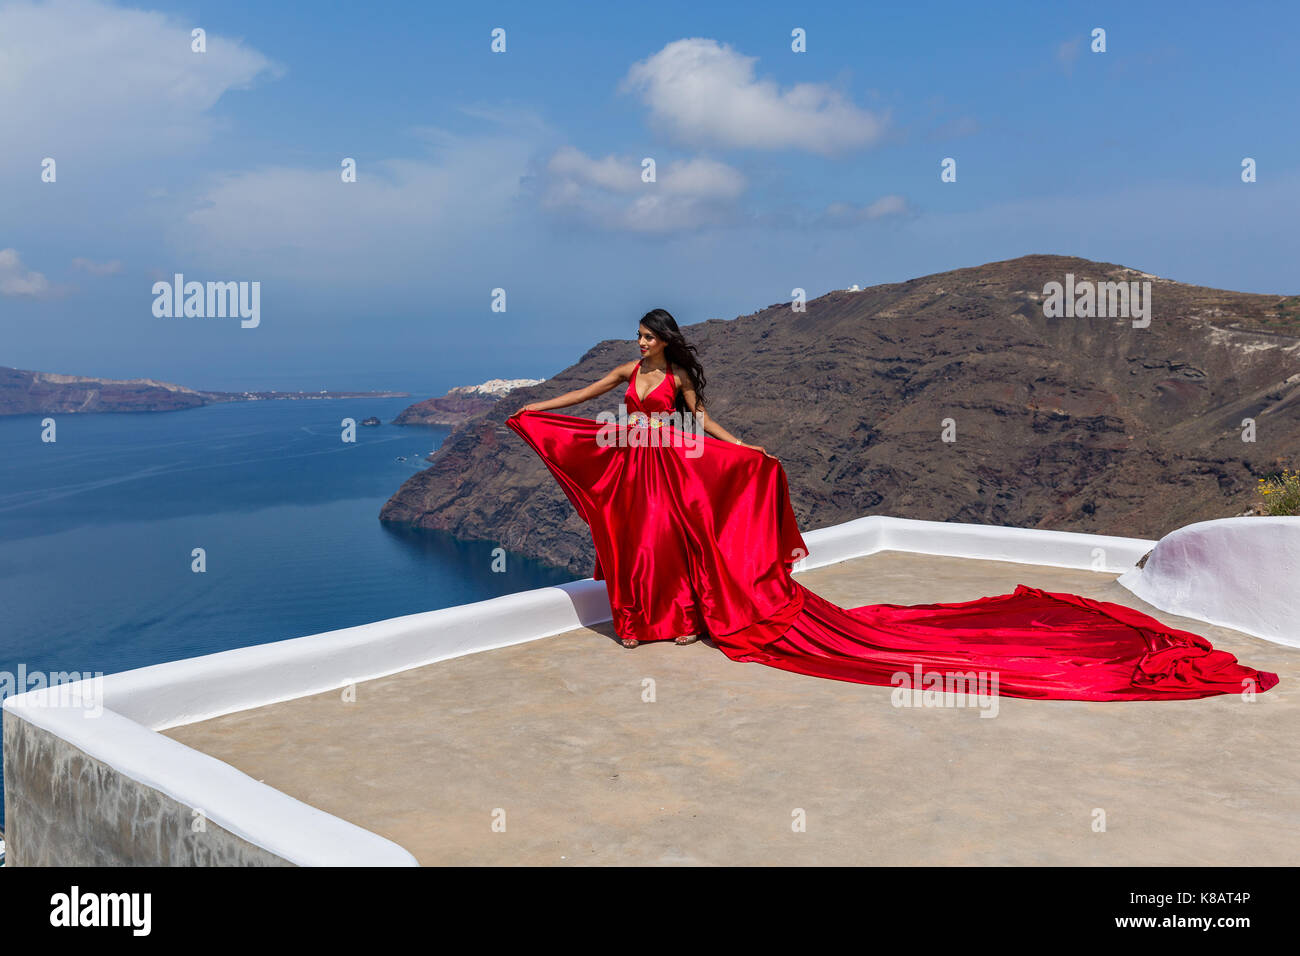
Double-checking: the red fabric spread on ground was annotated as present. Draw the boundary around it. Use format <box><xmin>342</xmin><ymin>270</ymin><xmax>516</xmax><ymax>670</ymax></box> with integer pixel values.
<box><xmin>506</xmin><ymin>368</ymin><xmax>1278</xmax><ymax>702</ymax></box>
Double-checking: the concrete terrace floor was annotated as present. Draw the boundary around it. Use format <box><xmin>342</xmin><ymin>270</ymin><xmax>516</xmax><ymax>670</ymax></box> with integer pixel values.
<box><xmin>162</xmin><ymin>551</ymin><xmax>1296</xmax><ymax>866</ymax></box>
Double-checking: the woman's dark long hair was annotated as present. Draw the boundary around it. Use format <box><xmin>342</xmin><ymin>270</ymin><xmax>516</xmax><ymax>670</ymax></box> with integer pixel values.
<box><xmin>639</xmin><ymin>308</ymin><xmax>706</xmax><ymax>416</ymax></box>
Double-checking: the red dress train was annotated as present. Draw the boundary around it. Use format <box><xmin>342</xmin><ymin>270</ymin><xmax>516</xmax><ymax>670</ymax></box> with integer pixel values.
<box><xmin>507</xmin><ymin>362</ymin><xmax>1279</xmax><ymax>702</ymax></box>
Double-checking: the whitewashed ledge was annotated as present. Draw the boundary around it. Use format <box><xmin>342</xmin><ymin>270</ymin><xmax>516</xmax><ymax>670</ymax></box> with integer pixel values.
<box><xmin>1116</xmin><ymin>516</ymin><xmax>1300</xmax><ymax>649</ymax></box>
<box><xmin>3</xmin><ymin>514</ymin><xmax>1295</xmax><ymax>866</ymax></box>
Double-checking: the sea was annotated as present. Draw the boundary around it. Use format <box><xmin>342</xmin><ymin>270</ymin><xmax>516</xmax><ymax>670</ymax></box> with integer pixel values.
<box><xmin>0</xmin><ymin>396</ymin><xmax>576</xmax><ymax>829</ymax></box>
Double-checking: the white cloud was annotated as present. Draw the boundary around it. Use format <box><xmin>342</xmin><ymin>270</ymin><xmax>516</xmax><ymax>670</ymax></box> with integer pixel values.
<box><xmin>0</xmin><ymin>0</ymin><xmax>280</xmax><ymax>170</ymax></box>
<box><xmin>537</xmin><ymin>146</ymin><xmax>747</xmax><ymax>233</ymax></box>
<box><xmin>620</xmin><ymin>38</ymin><xmax>888</xmax><ymax>155</ymax></box>
<box><xmin>660</xmin><ymin>156</ymin><xmax>748</xmax><ymax>199</ymax></box>
<box><xmin>545</xmin><ymin>147</ymin><xmax>646</xmax><ymax>194</ymax></box>
<box><xmin>0</xmin><ymin>248</ymin><xmax>52</xmax><ymax>296</ymax></box>
<box><xmin>71</xmin><ymin>257</ymin><xmax>123</xmax><ymax>275</ymax></box>
<box><xmin>174</xmin><ymin>113</ymin><xmax>552</xmax><ymax>278</ymax></box>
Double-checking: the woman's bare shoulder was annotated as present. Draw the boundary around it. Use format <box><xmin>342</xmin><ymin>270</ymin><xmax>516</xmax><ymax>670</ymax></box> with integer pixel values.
<box><xmin>612</xmin><ymin>359</ymin><xmax>638</xmax><ymax>380</ymax></box>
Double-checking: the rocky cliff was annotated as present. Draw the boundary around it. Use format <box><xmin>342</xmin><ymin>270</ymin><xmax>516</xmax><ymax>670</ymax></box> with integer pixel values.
<box><xmin>392</xmin><ymin>378</ymin><xmax>545</xmax><ymax>426</ymax></box>
<box><xmin>379</xmin><ymin>254</ymin><xmax>1300</xmax><ymax>575</ymax></box>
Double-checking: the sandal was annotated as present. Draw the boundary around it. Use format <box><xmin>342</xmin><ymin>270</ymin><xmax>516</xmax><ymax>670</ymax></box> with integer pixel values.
<box><xmin>674</xmin><ymin>633</ymin><xmax>700</xmax><ymax>645</ymax></box>
<box><xmin>621</xmin><ymin>638</ymin><xmax>640</xmax><ymax>648</ymax></box>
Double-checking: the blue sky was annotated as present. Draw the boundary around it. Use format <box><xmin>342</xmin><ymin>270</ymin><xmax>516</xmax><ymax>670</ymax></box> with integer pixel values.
<box><xmin>1</xmin><ymin>0</ymin><xmax>1296</xmax><ymax>395</ymax></box>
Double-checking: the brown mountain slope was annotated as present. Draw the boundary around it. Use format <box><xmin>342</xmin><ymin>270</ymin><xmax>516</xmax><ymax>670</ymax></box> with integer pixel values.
<box><xmin>379</xmin><ymin>254</ymin><xmax>1300</xmax><ymax>575</ymax></box>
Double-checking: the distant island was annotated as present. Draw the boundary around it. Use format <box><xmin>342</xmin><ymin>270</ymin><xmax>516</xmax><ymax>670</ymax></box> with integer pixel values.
<box><xmin>0</xmin><ymin>366</ymin><xmax>409</xmax><ymax>416</ymax></box>
<box><xmin>392</xmin><ymin>378</ymin><xmax>545</xmax><ymax>426</ymax></box>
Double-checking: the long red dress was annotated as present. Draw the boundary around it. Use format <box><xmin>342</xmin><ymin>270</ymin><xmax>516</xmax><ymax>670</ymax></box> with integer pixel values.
<box><xmin>507</xmin><ymin>362</ymin><xmax>1280</xmax><ymax>701</ymax></box>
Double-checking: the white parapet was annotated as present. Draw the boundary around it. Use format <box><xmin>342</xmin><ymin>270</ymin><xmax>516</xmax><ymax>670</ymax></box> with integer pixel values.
<box><xmin>1116</xmin><ymin>515</ymin><xmax>1300</xmax><ymax>649</ymax></box>
<box><xmin>2</xmin><ymin>513</ymin><xmax>1291</xmax><ymax>866</ymax></box>
<box><xmin>3</xmin><ymin>576</ymin><xmax>614</xmax><ymax>866</ymax></box>
<box><xmin>797</xmin><ymin>514</ymin><xmax>1152</xmax><ymax>574</ymax></box>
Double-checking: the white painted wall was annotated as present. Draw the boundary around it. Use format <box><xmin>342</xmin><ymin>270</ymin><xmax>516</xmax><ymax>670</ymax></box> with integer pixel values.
<box><xmin>4</xmin><ymin>513</ymin><xmax>1291</xmax><ymax>866</ymax></box>
<box><xmin>1116</xmin><ymin>515</ymin><xmax>1300</xmax><ymax>648</ymax></box>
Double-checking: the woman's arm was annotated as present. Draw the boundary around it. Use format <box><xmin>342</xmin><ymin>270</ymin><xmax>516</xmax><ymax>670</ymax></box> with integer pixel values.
<box><xmin>515</xmin><ymin>362</ymin><xmax>633</xmax><ymax>414</ymax></box>
<box><xmin>676</xmin><ymin>371</ymin><xmax>772</xmax><ymax>457</ymax></box>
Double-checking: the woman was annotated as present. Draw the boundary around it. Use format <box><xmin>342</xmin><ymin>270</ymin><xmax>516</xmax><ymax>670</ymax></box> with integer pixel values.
<box><xmin>513</xmin><ymin>308</ymin><xmax>806</xmax><ymax>649</ymax></box>
<box><xmin>508</xmin><ymin>310</ymin><xmax>1279</xmax><ymax>701</ymax></box>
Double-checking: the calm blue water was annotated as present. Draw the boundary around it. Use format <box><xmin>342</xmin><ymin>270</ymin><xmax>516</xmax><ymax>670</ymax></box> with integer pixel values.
<box><xmin>0</xmin><ymin>398</ymin><xmax>575</xmax><ymax>827</ymax></box>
